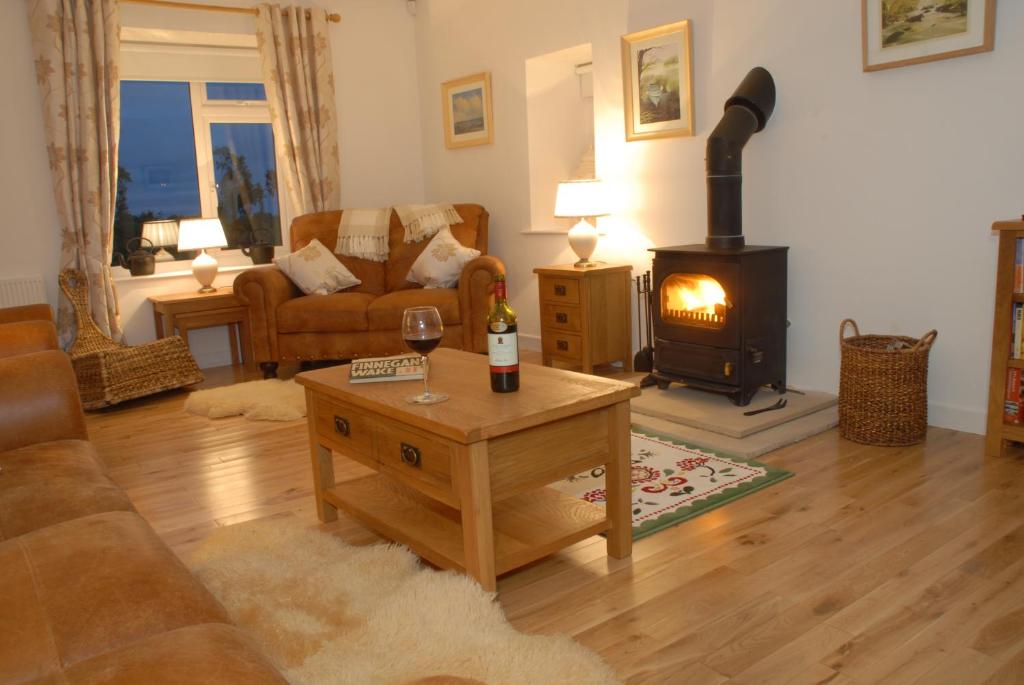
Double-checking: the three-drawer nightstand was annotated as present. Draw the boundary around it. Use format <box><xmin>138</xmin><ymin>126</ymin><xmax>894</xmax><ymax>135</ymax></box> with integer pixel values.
<box><xmin>533</xmin><ymin>263</ymin><xmax>633</xmax><ymax>373</ymax></box>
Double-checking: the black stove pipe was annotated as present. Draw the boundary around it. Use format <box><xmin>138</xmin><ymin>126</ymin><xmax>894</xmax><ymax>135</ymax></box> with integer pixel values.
<box><xmin>706</xmin><ymin>67</ymin><xmax>776</xmax><ymax>250</ymax></box>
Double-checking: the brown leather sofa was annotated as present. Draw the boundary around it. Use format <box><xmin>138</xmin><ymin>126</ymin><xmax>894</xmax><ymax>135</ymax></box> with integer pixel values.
<box><xmin>233</xmin><ymin>203</ymin><xmax>503</xmax><ymax>378</ymax></box>
<box><xmin>0</xmin><ymin>310</ymin><xmax>289</xmax><ymax>684</ymax></box>
<box><xmin>0</xmin><ymin>309</ymin><xmax>480</xmax><ymax>685</ymax></box>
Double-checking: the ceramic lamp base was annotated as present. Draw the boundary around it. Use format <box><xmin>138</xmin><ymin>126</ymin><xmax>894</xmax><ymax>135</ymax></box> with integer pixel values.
<box><xmin>191</xmin><ymin>249</ymin><xmax>219</xmax><ymax>293</ymax></box>
<box><xmin>568</xmin><ymin>218</ymin><xmax>599</xmax><ymax>267</ymax></box>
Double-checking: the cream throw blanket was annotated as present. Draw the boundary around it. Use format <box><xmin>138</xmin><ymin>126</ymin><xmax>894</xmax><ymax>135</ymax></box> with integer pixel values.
<box><xmin>335</xmin><ymin>208</ymin><xmax>391</xmax><ymax>262</ymax></box>
<box><xmin>393</xmin><ymin>203</ymin><xmax>463</xmax><ymax>243</ymax></box>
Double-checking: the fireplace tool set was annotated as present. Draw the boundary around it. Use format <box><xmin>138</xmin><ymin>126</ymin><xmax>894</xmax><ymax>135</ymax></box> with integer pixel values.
<box><xmin>633</xmin><ymin>271</ymin><xmax>654</xmax><ymax>373</ymax></box>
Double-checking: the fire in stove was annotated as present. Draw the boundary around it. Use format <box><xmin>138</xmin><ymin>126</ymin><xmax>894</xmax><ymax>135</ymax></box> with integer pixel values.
<box><xmin>661</xmin><ymin>273</ymin><xmax>729</xmax><ymax>329</ymax></box>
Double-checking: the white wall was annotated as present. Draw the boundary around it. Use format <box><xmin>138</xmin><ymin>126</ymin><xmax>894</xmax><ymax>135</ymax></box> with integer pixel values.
<box><xmin>525</xmin><ymin>42</ymin><xmax>594</xmax><ymax>233</ymax></box>
<box><xmin>0</xmin><ymin>0</ymin><xmax>423</xmax><ymax>368</ymax></box>
<box><xmin>413</xmin><ymin>0</ymin><xmax>1024</xmax><ymax>434</ymax></box>
<box><xmin>0</xmin><ymin>1</ymin><xmax>64</xmax><ymax>309</ymax></box>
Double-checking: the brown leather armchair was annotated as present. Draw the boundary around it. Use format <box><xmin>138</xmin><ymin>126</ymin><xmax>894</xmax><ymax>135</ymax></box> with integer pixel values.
<box><xmin>234</xmin><ymin>203</ymin><xmax>504</xmax><ymax>377</ymax></box>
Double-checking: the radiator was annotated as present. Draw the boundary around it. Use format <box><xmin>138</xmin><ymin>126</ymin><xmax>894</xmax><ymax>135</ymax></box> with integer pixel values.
<box><xmin>0</xmin><ymin>276</ymin><xmax>47</xmax><ymax>308</ymax></box>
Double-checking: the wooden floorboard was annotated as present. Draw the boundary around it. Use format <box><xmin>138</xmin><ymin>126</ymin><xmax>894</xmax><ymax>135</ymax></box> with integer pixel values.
<box><xmin>84</xmin><ymin>355</ymin><xmax>1024</xmax><ymax>683</ymax></box>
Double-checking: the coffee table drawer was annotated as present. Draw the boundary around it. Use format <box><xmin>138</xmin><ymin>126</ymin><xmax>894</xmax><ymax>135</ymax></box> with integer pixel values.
<box><xmin>314</xmin><ymin>396</ymin><xmax>375</xmax><ymax>463</ymax></box>
<box><xmin>375</xmin><ymin>419</ymin><xmax>455</xmax><ymax>503</ymax></box>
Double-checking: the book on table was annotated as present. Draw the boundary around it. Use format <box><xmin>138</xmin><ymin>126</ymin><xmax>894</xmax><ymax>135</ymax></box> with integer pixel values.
<box><xmin>349</xmin><ymin>354</ymin><xmax>425</xmax><ymax>383</ymax></box>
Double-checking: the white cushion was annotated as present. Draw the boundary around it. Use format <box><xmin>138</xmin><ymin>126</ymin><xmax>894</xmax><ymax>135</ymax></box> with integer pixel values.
<box><xmin>407</xmin><ymin>227</ymin><xmax>481</xmax><ymax>289</ymax></box>
<box><xmin>274</xmin><ymin>238</ymin><xmax>361</xmax><ymax>295</ymax></box>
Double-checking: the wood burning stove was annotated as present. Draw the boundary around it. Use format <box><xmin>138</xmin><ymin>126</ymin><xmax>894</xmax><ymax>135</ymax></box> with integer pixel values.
<box><xmin>647</xmin><ymin>67</ymin><xmax>788</xmax><ymax>406</ymax></box>
<box><xmin>650</xmin><ymin>244</ymin><xmax>786</xmax><ymax>405</ymax></box>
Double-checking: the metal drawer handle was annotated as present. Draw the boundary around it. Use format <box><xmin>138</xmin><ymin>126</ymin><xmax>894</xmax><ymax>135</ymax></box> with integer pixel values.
<box><xmin>334</xmin><ymin>416</ymin><xmax>350</xmax><ymax>437</ymax></box>
<box><xmin>557</xmin><ymin>339</ymin><xmax>569</xmax><ymax>351</ymax></box>
<box><xmin>400</xmin><ymin>443</ymin><xmax>421</xmax><ymax>468</ymax></box>
<box><xmin>554</xmin><ymin>285</ymin><xmax>567</xmax><ymax>296</ymax></box>
<box><xmin>555</xmin><ymin>312</ymin><xmax>568</xmax><ymax>324</ymax></box>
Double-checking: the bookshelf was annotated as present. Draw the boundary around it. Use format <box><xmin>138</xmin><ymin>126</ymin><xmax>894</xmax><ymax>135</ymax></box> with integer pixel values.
<box><xmin>986</xmin><ymin>220</ymin><xmax>1024</xmax><ymax>457</ymax></box>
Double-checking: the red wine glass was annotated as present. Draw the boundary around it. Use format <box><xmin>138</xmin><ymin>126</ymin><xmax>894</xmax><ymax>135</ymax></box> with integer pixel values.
<box><xmin>401</xmin><ymin>306</ymin><xmax>448</xmax><ymax>404</ymax></box>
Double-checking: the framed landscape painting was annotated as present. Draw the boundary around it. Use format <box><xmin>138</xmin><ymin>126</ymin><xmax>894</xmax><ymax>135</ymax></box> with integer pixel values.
<box><xmin>862</xmin><ymin>0</ymin><xmax>996</xmax><ymax>72</ymax></box>
<box><xmin>441</xmin><ymin>72</ymin><xmax>493</xmax><ymax>149</ymax></box>
<box><xmin>621</xmin><ymin>20</ymin><xmax>694</xmax><ymax>142</ymax></box>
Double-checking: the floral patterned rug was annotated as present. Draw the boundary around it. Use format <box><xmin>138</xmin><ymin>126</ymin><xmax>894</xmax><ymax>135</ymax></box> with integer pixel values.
<box><xmin>551</xmin><ymin>426</ymin><xmax>794</xmax><ymax>540</ymax></box>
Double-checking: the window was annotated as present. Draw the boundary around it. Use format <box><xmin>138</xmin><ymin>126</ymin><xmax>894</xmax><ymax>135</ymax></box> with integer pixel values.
<box><xmin>114</xmin><ymin>81</ymin><xmax>201</xmax><ymax>260</ymax></box>
<box><xmin>205</xmin><ymin>82</ymin><xmax>267</xmax><ymax>101</ymax></box>
<box><xmin>113</xmin><ymin>80</ymin><xmax>283</xmax><ymax>264</ymax></box>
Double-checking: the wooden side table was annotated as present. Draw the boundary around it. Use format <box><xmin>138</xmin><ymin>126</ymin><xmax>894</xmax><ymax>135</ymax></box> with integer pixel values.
<box><xmin>533</xmin><ymin>263</ymin><xmax>633</xmax><ymax>373</ymax></box>
<box><xmin>149</xmin><ymin>287</ymin><xmax>254</xmax><ymax>370</ymax></box>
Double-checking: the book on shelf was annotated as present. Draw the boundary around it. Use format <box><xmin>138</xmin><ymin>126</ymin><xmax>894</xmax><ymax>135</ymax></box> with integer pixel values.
<box><xmin>1005</xmin><ymin>367</ymin><xmax>1023</xmax><ymax>425</ymax></box>
<box><xmin>1016</xmin><ymin>238</ymin><xmax>1023</xmax><ymax>293</ymax></box>
<box><xmin>349</xmin><ymin>354</ymin><xmax>424</xmax><ymax>383</ymax></box>
<box><xmin>1014</xmin><ymin>303</ymin><xmax>1024</xmax><ymax>359</ymax></box>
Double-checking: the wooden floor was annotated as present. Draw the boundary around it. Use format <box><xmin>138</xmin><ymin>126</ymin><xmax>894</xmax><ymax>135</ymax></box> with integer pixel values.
<box><xmin>85</xmin><ymin>355</ymin><xmax>1024</xmax><ymax>685</ymax></box>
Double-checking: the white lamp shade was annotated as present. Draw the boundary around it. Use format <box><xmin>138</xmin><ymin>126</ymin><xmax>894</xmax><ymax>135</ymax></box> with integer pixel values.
<box><xmin>141</xmin><ymin>219</ymin><xmax>179</xmax><ymax>247</ymax></box>
<box><xmin>177</xmin><ymin>218</ymin><xmax>227</xmax><ymax>251</ymax></box>
<box><xmin>553</xmin><ymin>179</ymin><xmax>611</xmax><ymax>218</ymax></box>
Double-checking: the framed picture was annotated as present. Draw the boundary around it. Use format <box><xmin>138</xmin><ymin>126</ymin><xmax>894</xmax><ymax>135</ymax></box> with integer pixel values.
<box><xmin>862</xmin><ymin>0</ymin><xmax>995</xmax><ymax>72</ymax></box>
<box><xmin>441</xmin><ymin>72</ymin><xmax>494</xmax><ymax>149</ymax></box>
<box><xmin>621</xmin><ymin>20</ymin><xmax>694</xmax><ymax>142</ymax></box>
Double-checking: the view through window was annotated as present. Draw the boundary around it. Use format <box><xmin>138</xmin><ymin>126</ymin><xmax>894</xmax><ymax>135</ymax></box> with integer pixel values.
<box><xmin>113</xmin><ymin>80</ymin><xmax>282</xmax><ymax>264</ymax></box>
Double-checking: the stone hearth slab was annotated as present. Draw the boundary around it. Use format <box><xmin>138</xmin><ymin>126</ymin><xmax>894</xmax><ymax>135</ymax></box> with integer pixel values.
<box><xmin>630</xmin><ymin>406</ymin><xmax>838</xmax><ymax>460</ymax></box>
<box><xmin>630</xmin><ymin>385</ymin><xmax>837</xmax><ymax>439</ymax></box>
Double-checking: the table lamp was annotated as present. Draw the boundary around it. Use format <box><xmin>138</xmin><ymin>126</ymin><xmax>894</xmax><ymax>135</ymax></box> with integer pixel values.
<box><xmin>177</xmin><ymin>217</ymin><xmax>228</xmax><ymax>293</ymax></box>
<box><xmin>141</xmin><ymin>219</ymin><xmax>179</xmax><ymax>262</ymax></box>
<box><xmin>553</xmin><ymin>179</ymin><xmax>610</xmax><ymax>268</ymax></box>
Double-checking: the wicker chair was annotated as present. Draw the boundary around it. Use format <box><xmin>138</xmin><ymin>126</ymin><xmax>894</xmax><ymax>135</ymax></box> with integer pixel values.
<box><xmin>59</xmin><ymin>269</ymin><xmax>204</xmax><ymax>409</ymax></box>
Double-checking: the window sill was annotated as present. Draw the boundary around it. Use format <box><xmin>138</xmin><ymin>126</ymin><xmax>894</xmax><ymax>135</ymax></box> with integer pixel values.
<box><xmin>520</xmin><ymin>229</ymin><xmax>608</xmax><ymax>236</ymax></box>
<box><xmin>111</xmin><ymin>262</ymin><xmax>273</xmax><ymax>283</ymax></box>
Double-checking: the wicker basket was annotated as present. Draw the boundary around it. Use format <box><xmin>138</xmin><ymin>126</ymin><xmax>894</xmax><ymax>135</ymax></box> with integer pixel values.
<box><xmin>838</xmin><ymin>319</ymin><xmax>937</xmax><ymax>446</ymax></box>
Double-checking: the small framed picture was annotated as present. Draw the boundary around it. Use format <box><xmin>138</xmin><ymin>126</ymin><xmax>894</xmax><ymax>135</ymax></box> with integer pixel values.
<box><xmin>862</xmin><ymin>0</ymin><xmax>996</xmax><ymax>72</ymax></box>
<box><xmin>441</xmin><ymin>72</ymin><xmax>494</xmax><ymax>149</ymax></box>
<box><xmin>621</xmin><ymin>20</ymin><xmax>694</xmax><ymax>142</ymax></box>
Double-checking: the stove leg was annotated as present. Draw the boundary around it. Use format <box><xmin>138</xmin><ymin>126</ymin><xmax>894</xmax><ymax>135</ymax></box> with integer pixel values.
<box><xmin>731</xmin><ymin>387</ymin><xmax>759</xmax><ymax>407</ymax></box>
<box><xmin>639</xmin><ymin>373</ymin><xmax>662</xmax><ymax>389</ymax></box>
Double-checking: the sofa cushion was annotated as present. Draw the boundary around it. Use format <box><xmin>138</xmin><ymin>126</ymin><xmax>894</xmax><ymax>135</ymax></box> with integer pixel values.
<box><xmin>407</xmin><ymin>227</ymin><xmax>482</xmax><ymax>289</ymax></box>
<box><xmin>276</xmin><ymin>292</ymin><xmax>375</xmax><ymax>334</ymax></box>
<box><xmin>0</xmin><ymin>511</ymin><xmax>231</xmax><ymax>684</ymax></box>
<box><xmin>274</xmin><ymin>239</ymin><xmax>361</xmax><ymax>296</ymax></box>
<box><xmin>44</xmin><ymin>624</ymin><xmax>288</xmax><ymax>684</ymax></box>
<box><xmin>0</xmin><ymin>439</ymin><xmax>135</xmax><ymax>540</ymax></box>
<box><xmin>289</xmin><ymin>210</ymin><xmax>387</xmax><ymax>295</ymax></box>
<box><xmin>386</xmin><ymin>205</ymin><xmax>484</xmax><ymax>292</ymax></box>
<box><xmin>366</xmin><ymin>289</ymin><xmax>461</xmax><ymax>331</ymax></box>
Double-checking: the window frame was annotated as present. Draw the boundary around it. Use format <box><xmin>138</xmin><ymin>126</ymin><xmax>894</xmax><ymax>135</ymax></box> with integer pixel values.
<box><xmin>188</xmin><ymin>82</ymin><xmax>291</xmax><ymax>257</ymax></box>
<box><xmin>116</xmin><ymin>28</ymin><xmax>292</xmax><ymax>275</ymax></box>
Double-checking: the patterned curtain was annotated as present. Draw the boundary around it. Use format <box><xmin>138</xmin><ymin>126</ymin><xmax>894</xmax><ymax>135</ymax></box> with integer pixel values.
<box><xmin>27</xmin><ymin>0</ymin><xmax>123</xmax><ymax>345</ymax></box>
<box><xmin>256</xmin><ymin>4</ymin><xmax>341</xmax><ymax>217</ymax></box>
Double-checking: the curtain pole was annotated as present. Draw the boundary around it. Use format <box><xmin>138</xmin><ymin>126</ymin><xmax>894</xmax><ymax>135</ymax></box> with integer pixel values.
<box><xmin>119</xmin><ymin>0</ymin><xmax>341</xmax><ymax>23</ymax></box>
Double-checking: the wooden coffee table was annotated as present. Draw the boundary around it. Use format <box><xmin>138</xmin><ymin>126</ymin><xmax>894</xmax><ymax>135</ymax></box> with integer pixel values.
<box><xmin>296</xmin><ymin>348</ymin><xmax>640</xmax><ymax>591</ymax></box>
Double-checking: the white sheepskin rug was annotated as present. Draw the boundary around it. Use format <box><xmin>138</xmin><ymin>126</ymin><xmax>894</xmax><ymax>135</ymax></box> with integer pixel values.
<box><xmin>189</xmin><ymin>517</ymin><xmax>621</xmax><ymax>685</ymax></box>
<box><xmin>184</xmin><ymin>379</ymin><xmax>306</xmax><ymax>422</ymax></box>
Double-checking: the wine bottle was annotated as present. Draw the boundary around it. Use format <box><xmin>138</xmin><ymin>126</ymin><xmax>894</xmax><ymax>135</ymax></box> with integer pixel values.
<box><xmin>488</xmin><ymin>274</ymin><xmax>519</xmax><ymax>392</ymax></box>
